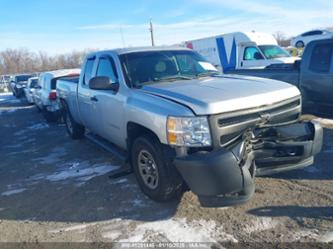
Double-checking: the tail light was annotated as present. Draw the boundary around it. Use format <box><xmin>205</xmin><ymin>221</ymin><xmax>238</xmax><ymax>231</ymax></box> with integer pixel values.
<box><xmin>48</xmin><ymin>91</ymin><xmax>57</xmax><ymax>100</ymax></box>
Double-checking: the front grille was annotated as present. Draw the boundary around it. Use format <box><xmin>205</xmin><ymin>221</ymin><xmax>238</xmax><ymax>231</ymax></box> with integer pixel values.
<box><xmin>209</xmin><ymin>97</ymin><xmax>301</xmax><ymax>147</ymax></box>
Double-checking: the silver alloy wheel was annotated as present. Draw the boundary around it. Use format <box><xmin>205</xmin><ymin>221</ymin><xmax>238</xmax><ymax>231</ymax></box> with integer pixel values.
<box><xmin>66</xmin><ymin>112</ymin><xmax>73</xmax><ymax>135</ymax></box>
<box><xmin>137</xmin><ymin>149</ymin><xmax>159</xmax><ymax>190</ymax></box>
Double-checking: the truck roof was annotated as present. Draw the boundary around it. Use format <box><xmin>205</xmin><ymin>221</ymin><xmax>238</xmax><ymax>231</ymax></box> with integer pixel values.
<box><xmin>87</xmin><ymin>46</ymin><xmax>191</xmax><ymax>57</ymax></box>
<box><xmin>186</xmin><ymin>31</ymin><xmax>278</xmax><ymax>46</ymax></box>
<box><xmin>39</xmin><ymin>68</ymin><xmax>81</xmax><ymax>79</ymax></box>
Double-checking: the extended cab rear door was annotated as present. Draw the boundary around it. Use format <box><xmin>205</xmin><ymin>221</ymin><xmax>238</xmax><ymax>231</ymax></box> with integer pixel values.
<box><xmin>77</xmin><ymin>56</ymin><xmax>97</xmax><ymax>130</ymax></box>
<box><xmin>300</xmin><ymin>40</ymin><xmax>333</xmax><ymax>116</ymax></box>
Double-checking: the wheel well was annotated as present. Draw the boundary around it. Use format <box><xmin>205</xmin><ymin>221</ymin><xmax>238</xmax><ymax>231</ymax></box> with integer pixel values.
<box><xmin>127</xmin><ymin>122</ymin><xmax>161</xmax><ymax>151</ymax></box>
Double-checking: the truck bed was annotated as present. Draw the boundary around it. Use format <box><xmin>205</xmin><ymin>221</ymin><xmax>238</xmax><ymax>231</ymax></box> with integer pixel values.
<box><xmin>56</xmin><ymin>76</ymin><xmax>80</xmax><ymax>120</ymax></box>
<box><xmin>225</xmin><ymin>65</ymin><xmax>300</xmax><ymax>87</ymax></box>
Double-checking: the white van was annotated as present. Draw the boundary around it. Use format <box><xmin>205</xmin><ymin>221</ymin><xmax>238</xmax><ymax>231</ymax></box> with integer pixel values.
<box><xmin>34</xmin><ymin>69</ymin><xmax>80</xmax><ymax>121</ymax></box>
<box><xmin>185</xmin><ymin>31</ymin><xmax>299</xmax><ymax>72</ymax></box>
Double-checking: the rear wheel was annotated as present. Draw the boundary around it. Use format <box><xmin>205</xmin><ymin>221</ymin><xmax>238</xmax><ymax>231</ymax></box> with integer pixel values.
<box><xmin>295</xmin><ymin>41</ymin><xmax>304</xmax><ymax>48</ymax></box>
<box><xmin>63</xmin><ymin>102</ymin><xmax>85</xmax><ymax>139</ymax></box>
<box><xmin>131</xmin><ymin>135</ymin><xmax>183</xmax><ymax>202</ymax></box>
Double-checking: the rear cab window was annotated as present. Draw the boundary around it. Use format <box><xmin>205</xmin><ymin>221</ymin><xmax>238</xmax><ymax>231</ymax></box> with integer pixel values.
<box><xmin>309</xmin><ymin>43</ymin><xmax>333</xmax><ymax>73</ymax></box>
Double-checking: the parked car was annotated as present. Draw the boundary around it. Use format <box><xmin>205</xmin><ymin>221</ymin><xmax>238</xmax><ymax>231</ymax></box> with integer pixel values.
<box><xmin>23</xmin><ymin>77</ymin><xmax>39</xmax><ymax>104</ymax></box>
<box><xmin>225</xmin><ymin>39</ymin><xmax>333</xmax><ymax>118</ymax></box>
<box><xmin>9</xmin><ymin>74</ymin><xmax>34</xmax><ymax>97</ymax></box>
<box><xmin>34</xmin><ymin>69</ymin><xmax>80</xmax><ymax>122</ymax></box>
<box><xmin>57</xmin><ymin>47</ymin><xmax>322</xmax><ymax>207</ymax></box>
<box><xmin>185</xmin><ymin>31</ymin><xmax>299</xmax><ymax>72</ymax></box>
<box><xmin>0</xmin><ymin>75</ymin><xmax>11</xmax><ymax>92</ymax></box>
<box><xmin>291</xmin><ymin>29</ymin><xmax>333</xmax><ymax>48</ymax></box>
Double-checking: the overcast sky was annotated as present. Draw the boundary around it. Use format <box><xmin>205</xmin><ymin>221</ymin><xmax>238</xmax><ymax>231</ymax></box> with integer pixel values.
<box><xmin>0</xmin><ymin>0</ymin><xmax>332</xmax><ymax>54</ymax></box>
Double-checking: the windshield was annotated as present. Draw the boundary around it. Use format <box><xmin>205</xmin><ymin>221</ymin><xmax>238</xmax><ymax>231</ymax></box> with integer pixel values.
<box><xmin>258</xmin><ymin>45</ymin><xmax>291</xmax><ymax>59</ymax></box>
<box><xmin>119</xmin><ymin>50</ymin><xmax>218</xmax><ymax>87</ymax></box>
<box><xmin>30</xmin><ymin>79</ymin><xmax>38</xmax><ymax>88</ymax></box>
<box><xmin>16</xmin><ymin>75</ymin><xmax>32</xmax><ymax>83</ymax></box>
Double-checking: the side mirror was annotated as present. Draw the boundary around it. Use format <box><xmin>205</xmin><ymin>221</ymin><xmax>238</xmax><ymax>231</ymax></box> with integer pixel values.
<box><xmin>89</xmin><ymin>76</ymin><xmax>119</xmax><ymax>91</ymax></box>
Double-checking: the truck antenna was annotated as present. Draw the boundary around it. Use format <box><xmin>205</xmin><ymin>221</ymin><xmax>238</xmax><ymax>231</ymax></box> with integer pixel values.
<box><xmin>119</xmin><ymin>25</ymin><xmax>126</xmax><ymax>48</ymax></box>
<box><xmin>149</xmin><ymin>18</ymin><xmax>155</xmax><ymax>46</ymax></box>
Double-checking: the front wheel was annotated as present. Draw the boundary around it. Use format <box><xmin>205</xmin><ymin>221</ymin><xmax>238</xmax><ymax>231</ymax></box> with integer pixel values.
<box><xmin>131</xmin><ymin>135</ymin><xmax>183</xmax><ymax>202</ymax></box>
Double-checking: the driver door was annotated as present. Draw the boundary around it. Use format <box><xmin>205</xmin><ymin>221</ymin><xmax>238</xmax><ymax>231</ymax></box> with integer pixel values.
<box><xmin>88</xmin><ymin>55</ymin><xmax>124</xmax><ymax>146</ymax></box>
<box><xmin>240</xmin><ymin>45</ymin><xmax>267</xmax><ymax>69</ymax></box>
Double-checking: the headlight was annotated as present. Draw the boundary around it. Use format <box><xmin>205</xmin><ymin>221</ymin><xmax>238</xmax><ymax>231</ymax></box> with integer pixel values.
<box><xmin>167</xmin><ymin>116</ymin><xmax>212</xmax><ymax>147</ymax></box>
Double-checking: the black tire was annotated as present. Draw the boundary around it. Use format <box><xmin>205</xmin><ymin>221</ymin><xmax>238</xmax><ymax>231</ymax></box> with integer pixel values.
<box><xmin>36</xmin><ymin>105</ymin><xmax>42</xmax><ymax>112</ymax></box>
<box><xmin>63</xmin><ymin>102</ymin><xmax>85</xmax><ymax>139</ymax></box>
<box><xmin>131</xmin><ymin>135</ymin><xmax>183</xmax><ymax>202</ymax></box>
<box><xmin>43</xmin><ymin>108</ymin><xmax>58</xmax><ymax>123</ymax></box>
<box><xmin>295</xmin><ymin>41</ymin><xmax>304</xmax><ymax>48</ymax></box>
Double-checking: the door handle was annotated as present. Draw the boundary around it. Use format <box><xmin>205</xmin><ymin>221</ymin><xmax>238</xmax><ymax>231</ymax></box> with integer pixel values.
<box><xmin>90</xmin><ymin>96</ymin><xmax>98</xmax><ymax>102</ymax></box>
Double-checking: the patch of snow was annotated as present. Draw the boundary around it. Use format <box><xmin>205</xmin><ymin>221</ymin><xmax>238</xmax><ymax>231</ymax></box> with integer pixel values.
<box><xmin>1</xmin><ymin>188</ymin><xmax>27</xmax><ymax>196</ymax></box>
<box><xmin>49</xmin><ymin>224</ymin><xmax>89</xmax><ymax>233</ymax></box>
<box><xmin>292</xmin><ymin>229</ymin><xmax>319</xmax><ymax>241</ymax></box>
<box><xmin>119</xmin><ymin>218</ymin><xmax>237</xmax><ymax>243</ymax></box>
<box><xmin>33</xmin><ymin>147</ymin><xmax>67</xmax><ymax>164</ymax></box>
<box><xmin>319</xmin><ymin>231</ymin><xmax>333</xmax><ymax>242</ymax></box>
<box><xmin>6</xmin><ymin>137</ymin><xmax>35</xmax><ymax>149</ymax></box>
<box><xmin>111</xmin><ymin>178</ymin><xmax>129</xmax><ymax>184</ymax></box>
<box><xmin>103</xmin><ymin>231</ymin><xmax>123</xmax><ymax>240</ymax></box>
<box><xmin>14</xmin><ymin>122</ymin><xmax>49</xmax><ymax>136</ymax></box>
<box><xmin>30</xmin><ymin>161</ymin><xmax>120</xmax><ymax>185</ymax></box>
<box><xmin>131</xmin><ymin>198</ymin><xmax>147</xmax><ymax>208</ymax></box>
<box><xmin>0</xmin><ymin>92</ymin><xmax>12</xmax><ymax>96</ymax></box>
<box><xmin>5</xmin><ymin>143</ymin><xmax>23</xmax><ymax>149</ymax></box>
<box><xmin>27</xmin><ymin>123</ymin><xmax>49</xmax><ymax>130</ymax></box>
<box><xmin>243</xmin><ymin>217</ymin><xmax>279</xmax><ymax>234</ymax></box>
<box><xmin>46</xmin><ymin>164</ymin><xmax>119</xmax><ymax>182</ymax></box>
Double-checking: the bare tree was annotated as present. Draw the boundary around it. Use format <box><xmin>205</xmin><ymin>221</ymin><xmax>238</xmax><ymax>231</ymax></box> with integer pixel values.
<box><xmin>0</xmin><ymin>48</ymin><xmax>92</xmax><ymax>75</ymax></box>
<box><xmin>273</xmin><ymin>31</ymin><xmax>291</xmax><ymax>47</ymax></box>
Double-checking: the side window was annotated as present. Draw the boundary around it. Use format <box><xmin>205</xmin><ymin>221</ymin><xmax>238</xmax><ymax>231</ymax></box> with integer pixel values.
<box><xmin>83</xmin><ymin>58</ymin><xmax>95</xmax><ymax>85</ymax></box>
<box><xmin>312</xmin><ymin>30</ymin><xmax>323</xmax><ymax>35</ymax></box>
<box><xmin>309</xmin><ymin>44</ymin><xmax>333</xmax><ymax>73</ymax></box>
<box><xmin>302</xmin><ymin>30</ymin><xmax>322</xmax><ymax>37</ymax></box>
<box><xmin>96</xmin><ymin>57</ymin><xmax>118</xmax><ymax>82</ymax></box>
<box><xmin>243</xmin><ymin>47</ymin><xmax>264</xmax><ymax>60</ymax></box>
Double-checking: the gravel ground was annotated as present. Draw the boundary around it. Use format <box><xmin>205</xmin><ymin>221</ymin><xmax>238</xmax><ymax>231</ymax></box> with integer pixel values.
<box><xmin>0</xmin><ymin>92</ymin><xmax>332</xmax><ymax>248</ymax></box>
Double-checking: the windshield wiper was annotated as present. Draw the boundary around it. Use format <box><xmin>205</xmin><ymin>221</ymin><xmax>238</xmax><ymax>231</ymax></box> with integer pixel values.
<box><xmin>138</xmin><ymin>75</ymin><xmax>192</xmax><ymax>87</ymax></box>
<box><xmin>153</xmin><ymin>75</ymin><xmax>193</xmax><ymax>82</ymax></box>
<box><xmin>195</xmin><ymin>71</ymin><xmax>219</xmax><ymax>78</ymax></box>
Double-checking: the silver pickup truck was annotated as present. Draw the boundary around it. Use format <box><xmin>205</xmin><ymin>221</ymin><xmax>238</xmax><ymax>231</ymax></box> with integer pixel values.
<box><xmin>57</xmin><ymin>47</ymin><xmax>323</xmax><ymax>207</ymax></box>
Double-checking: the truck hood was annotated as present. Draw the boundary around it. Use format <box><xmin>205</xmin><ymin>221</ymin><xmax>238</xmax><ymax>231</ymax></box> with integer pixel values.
<box><xmin>272</xmin><ymin>56</ymin><xmax>300</xmax><ymax>63</ymax></box>
<box><xmin>140</xmin><ymin>75</ymin><xmax>300</xmax><ymax>115</ymax></box>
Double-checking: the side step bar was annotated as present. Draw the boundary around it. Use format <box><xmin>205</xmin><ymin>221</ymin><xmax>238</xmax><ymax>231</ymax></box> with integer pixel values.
<box><xmin>85</xmin><ymin>132</ymin><xmax>133</xmax><ymax>178</ymax></box>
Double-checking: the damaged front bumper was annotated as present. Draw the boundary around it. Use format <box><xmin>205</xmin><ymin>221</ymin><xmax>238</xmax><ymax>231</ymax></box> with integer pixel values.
<box><xmin>253</xmin><ymin>121</ymin><xmax>323</xmax><ymax>176</ymax></box>
<box><xmin>173</xmin><ymin>121</ymin><xmax>322</xmax><ymax>207</ymax></box>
